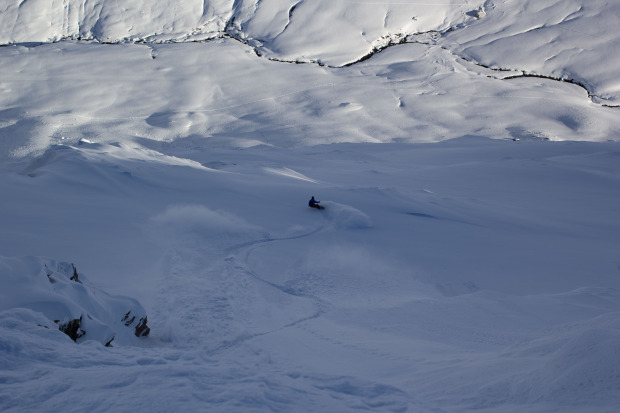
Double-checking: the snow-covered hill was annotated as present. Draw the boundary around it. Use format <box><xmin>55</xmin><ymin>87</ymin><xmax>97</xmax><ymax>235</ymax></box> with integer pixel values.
<box><xmin>1</xmin><ymin>37</ymin><xmax>619</xmax><ymax>165</ymax></box>
<box><xmin>443</xmin><ymin>0</ymin><xmax>620</xmax><ymax>105</ymax></box>
<box><xmin>2</xmin><ymin>138</ymin><xmax>620</xmax><ymax>412</ymax></box>
<box><xmin>0</xmin><ymin>0</ymin><xmax>482</xmax><ymax>54</ymax></box>
<box><xmin>0</xmin><ymin>256</ymin><xmax>150</xmax><ymax>346</ymax></box>
<box><xmin>2</xmin><ymin>0</ymin><xmax>619</xmax><ymax>103</ymax></box>
<box><xmin>1</xmin><ymin>1</ymin><xmax>620</xmax><ymax>412</ymax></box>
<box><xmin>1</xmin><ymin>0</ymin><xmax>619</xmax><ymax>165</ymax></box>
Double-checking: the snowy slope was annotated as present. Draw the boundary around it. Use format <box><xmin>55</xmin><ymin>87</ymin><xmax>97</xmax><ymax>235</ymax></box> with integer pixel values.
<box><xmin>1</xmin><ymin>0</ymin><xmax>619</xmax><ymax>164</ymax></box>
<box><xmin>1</xmin><ymin>39</ymin><xmax>618</xmax><ymax>164</ymax></box>
<box><xmin>0</xmin><ymin>0</ymin><xmax>482</xmax><ymax>55</ymax></box>
<box><xmin>2</xmin><ymin>138</ymin><xmax>620</xmax><ymax>412</ymax></box>
<box><xmin>0</xmin><ymin>256</ymin><xmax>150</xmax><ymax>346</ymax></box>
<box><xmin>2</xmin><ymin>0</ymin><xmax>619</xmax><ymax>103</ymax></box>
<box><xmin>0</xmin><ymin>0</ymin><xmax>233</xmax><ymax>43</ymax></box>
<box><xmin>1</xmin><ymin>0</ymin><xmax>620</xmax><ymax>412</ymax></box>
<box><xmin>442</xmin><ymin>0</ymin><xmax>620</xmax><ymax>105</ymax></box>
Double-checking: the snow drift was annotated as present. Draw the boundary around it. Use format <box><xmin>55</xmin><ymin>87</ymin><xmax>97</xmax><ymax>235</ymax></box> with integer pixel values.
<box><xmin>0</xmin><ymin>256</ymin><xmax>150</xmax><ymax>346</ymax></box>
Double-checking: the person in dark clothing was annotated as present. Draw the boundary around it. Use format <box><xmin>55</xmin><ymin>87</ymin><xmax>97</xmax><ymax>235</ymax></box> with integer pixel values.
<box><xmin>308</xmin><ymin>196</ymin><xmax>323</xmax><ymax>209</ymax></box>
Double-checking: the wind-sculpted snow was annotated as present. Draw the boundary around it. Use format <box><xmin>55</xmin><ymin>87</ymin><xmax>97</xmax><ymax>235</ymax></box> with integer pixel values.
<box><xmin>237</xmin><ymin>0</ymin><xmax>479</xmax><ymax>66</ymax></box>
<box><xmin>1</xmin><ymin>39</ymin><xmax>618</xmax><ymax>165</ymax></box>
<box><xmin>0</xmin><ymin>0</ymin><xmax>233</xmax><ymax>43</ymax></box>
<box><xmin>0</xmin><ymin>256</ymin><xmax>150</xmax><ymax>346</ymax></box>
<box><xmin>443</xmin><ymin>0</ymin><xmax>620</xmax><ymax>104</ymax></box>
<box><xmin>2</xmin><ymin>0</ymin><xmax>619</xmax><ymax>104</ymax></box>
<box><xmin>0</xmin><ymin>0</ymin><xmax>480</xmax><ymax>66</ymax></box>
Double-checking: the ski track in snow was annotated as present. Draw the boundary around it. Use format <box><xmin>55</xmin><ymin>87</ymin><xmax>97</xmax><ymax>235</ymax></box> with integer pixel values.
<box><xmin>151</xmin><ymin>219</ymin><xmax>328</xmax><ymax>356</ymax></box>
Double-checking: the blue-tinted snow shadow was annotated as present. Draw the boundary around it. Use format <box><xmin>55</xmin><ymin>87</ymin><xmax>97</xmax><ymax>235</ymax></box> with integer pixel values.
<box><xmin>402</xmin><ymin>211</ymin><xmax>483</xmax><ymax>228</ymax></box>
<box><xmin>145</xmin><ymin>112</ymin><xmax>174</xmax><ymax>128</ymax></box>
<box><xmin>438</xmin><ymin>134</ymin><xmax>496</xmax><ymax>145</ymax></box>
<box><xmin>404</xmin><ymin>212</ymin><xmax>439</xmax><ymax>220</ymax></box>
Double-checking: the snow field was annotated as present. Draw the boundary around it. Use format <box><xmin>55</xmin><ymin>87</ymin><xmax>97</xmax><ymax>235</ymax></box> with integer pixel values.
<box><xmin>2</xmin><ymin>138</ymin><xmax>620</xmax><ymax>411</ymax></box>
<box><xmin>2</xmin><ymin>0</ymin><xmax>618</xmax><ymax>104</ymax></box>
<box><xmin>444</xmin><ymin>0</ymin><xmax>620</xmax><ymax>104</ymax></box>
<box><xmin>1</xmin><ymin>39</ymin><xmax>618</xmax><ymax>168</ymax></box>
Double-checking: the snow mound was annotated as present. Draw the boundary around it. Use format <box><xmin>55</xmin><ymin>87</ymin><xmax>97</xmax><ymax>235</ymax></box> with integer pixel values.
<box><xmin>0</xmin><ymin>256</ymin><xmax>150</xmax><ymax>346</ymax></box>
<box><xmin>323</xmin><ymin>202</ymin><xmax>372</xmax><ymax>229</ymax></box>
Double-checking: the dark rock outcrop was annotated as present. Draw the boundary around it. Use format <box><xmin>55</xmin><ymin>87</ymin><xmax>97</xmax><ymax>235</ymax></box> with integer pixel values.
<box><xmin>9</xmin><ymin>257</ymin><xmax>152</xmax><ymax>346</ymax></box>
<box><xmin>122</xmin><ymin>311</ymin><xmax>151</xmax><ymax>337</ymax></box>
<box><xmin>57</xmin><ymin>316</ymin><xmax>85</xmax><ymax>342</ymax></box>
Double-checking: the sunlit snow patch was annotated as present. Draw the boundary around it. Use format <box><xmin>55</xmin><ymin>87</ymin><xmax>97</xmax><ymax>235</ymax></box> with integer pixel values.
<box><xmin>76</xmin><ymin>141</ymin><xmax>215</xmax><ymax>171</ymax></box>
<box><xmin>20</xmin><ymin>140</ymin><xmax>216</xmax><ymax>178</ymax></box>
<box><xmin>264</xmin><ymin>167</ymin><xmax>320</xmax><ymax>183</ymax></box>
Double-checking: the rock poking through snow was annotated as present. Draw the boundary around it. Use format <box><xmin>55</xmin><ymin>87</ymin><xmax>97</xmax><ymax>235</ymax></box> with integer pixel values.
<box><xmin>0</xmin><ymin>256</ymin><xmax>150</xmax><ymax>346</ymax></box>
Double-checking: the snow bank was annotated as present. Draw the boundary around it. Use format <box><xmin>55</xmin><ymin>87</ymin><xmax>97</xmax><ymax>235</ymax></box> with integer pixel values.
<box><xmin>0</xmin><ymin>256</ymin><xmax>150</xmax><ymax>346</ymax></box>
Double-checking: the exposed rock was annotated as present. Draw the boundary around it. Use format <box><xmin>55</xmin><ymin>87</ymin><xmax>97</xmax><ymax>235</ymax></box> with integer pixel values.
<box><xmin>1</xmin><ymin>257</ymin><xmax>151</xmax><ymax>346</ymax></box>
<box><xmin>122</xmin><ymin>312</ymin><xmax>135</xmax><ymax>326</ymax></box>
<box><xmin>135</xmin><ymin>317</ymin><xmax>151</xmax><ymax>337</ymax></box>
<box><xmin>70</xmin><ymin>264</ymin><xmax>81</xmax><ymax>283</ymax></box>
<box><xmin>122</xmin><ymin>312</ymin><xmax>151</xmax><ymax>337</ymax></box>
<box><xmin>57</xmin><ymin>316</ymin><xmax>85</xmax><ymax>342</ymax></box>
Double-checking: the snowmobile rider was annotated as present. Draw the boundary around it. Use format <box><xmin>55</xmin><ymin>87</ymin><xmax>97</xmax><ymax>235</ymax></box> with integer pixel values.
<box><xmin>309</xmin><ymin>196</ymin><xmax>321</xmax><ymax>209</ymax></box>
